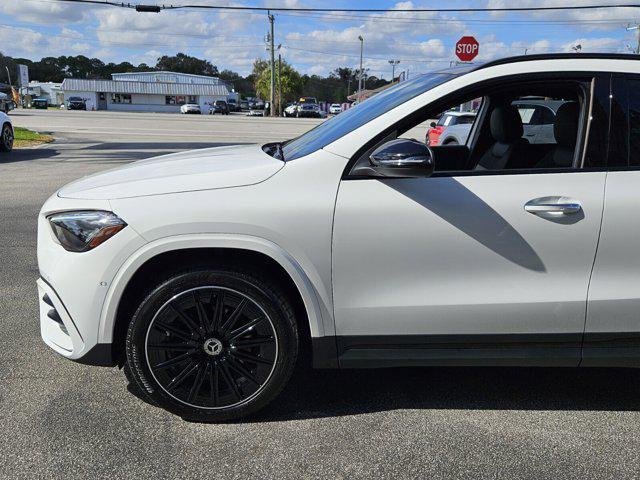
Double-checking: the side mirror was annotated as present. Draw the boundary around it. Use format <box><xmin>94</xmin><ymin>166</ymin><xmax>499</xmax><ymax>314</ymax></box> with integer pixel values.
<box><xmin>429</xmin><ymin>121</ymin><xmax>437</xmax><ymax>128</ymax></box>
<box><xmin>369</xmin><ymin>138</ymin><xmax>434</xmax><ymax>178</ymax></box>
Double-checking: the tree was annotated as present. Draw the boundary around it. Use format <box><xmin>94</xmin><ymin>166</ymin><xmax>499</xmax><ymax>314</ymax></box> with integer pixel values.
<box><xmin>155</xmin><ymin>53</ymin><xmax>218</xmax><ymax>76</ymax></box>
<box><xmin>218</xmin><ymin>69</ymin><xmax>255</xmax><ymax>98</ymax></box>
<box><xmin>254</xmin><ymin>58</ymin><xmax>303</xmax><ymax>109</ymax></box>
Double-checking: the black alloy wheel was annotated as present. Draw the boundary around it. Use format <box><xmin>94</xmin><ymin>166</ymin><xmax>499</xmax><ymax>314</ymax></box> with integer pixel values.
<box><xmin>1</xmin><ymin>123</ymin><xmax>13</xmax><ymax>152</ymax></box>
<box><xmin>125</xmin><ymin>269</ymin><xmax>298</xmax><ymax>421</ymax></box>
<box><xmin>146</xmin><ymin>286</ymin><xmax>278</xmax><ymax>409</ymax></box>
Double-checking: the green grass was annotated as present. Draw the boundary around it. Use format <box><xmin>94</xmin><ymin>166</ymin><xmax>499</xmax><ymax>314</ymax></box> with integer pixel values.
<box><xmin>15</xmin><ymin>127</ymin><xmax>41</xmax><ymax>141</ymax></box>
<box><xmin>14</xmin><ymin>127</ymin><xmax>53</xmax><ymax>147</ymax></box>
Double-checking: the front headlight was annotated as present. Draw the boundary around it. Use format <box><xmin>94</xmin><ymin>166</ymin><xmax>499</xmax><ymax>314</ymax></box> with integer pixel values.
<box><xmin>48</xmin><ymin>211</ymin><xmax>127</xmax><ymax>252</ymax></box>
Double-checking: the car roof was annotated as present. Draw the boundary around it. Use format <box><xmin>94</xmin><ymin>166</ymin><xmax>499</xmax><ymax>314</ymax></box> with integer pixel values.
<box><xmin>473</xmin><ymin>52</ymin><xmax>640</xmax><ymax>71</ymax></box>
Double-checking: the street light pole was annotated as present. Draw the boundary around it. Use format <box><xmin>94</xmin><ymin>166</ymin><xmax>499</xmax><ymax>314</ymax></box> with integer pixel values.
<box><xmin>358</xmin><ymin>35</ymin><xmax>363</xmax><ymax>103</ymax></box>
<box><xmin>388</xmin><ymin>59</ymin><xmax>400</xmax><ymax>82</ymax></box>
<box><xmin>278</xmin><ymin>51</ymin><xmax>282</xmax><ymax>117</ymax></box>
<box><xmin>268</xmin><ymin>12</ymin><xmax>276</xmax><ymax>117</ymax></box>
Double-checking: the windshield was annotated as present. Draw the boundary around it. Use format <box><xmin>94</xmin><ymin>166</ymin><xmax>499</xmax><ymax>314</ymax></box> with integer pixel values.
<box><xmin>282</xmin><ymin>72</ymin><xmax>460</xmax><ymax>161</ymax></box>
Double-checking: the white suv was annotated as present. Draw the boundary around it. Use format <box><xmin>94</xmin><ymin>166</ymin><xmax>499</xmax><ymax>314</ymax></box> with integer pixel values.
<box><xmin>37</xmin><ymin>54</ymin><xmax>640</xmax><ymax>421</ymax></box>
<box><xmin>0</xmin><ymin>111</ymin><xmax>13</xmax><ymax>152</ymax></box>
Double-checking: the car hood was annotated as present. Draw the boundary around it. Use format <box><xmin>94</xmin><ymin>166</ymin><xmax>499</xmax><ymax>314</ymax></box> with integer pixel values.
<box><xmin>57</xmin><ymin>144</ymin><xmax>284</xmax><ymax>200</ymax></box>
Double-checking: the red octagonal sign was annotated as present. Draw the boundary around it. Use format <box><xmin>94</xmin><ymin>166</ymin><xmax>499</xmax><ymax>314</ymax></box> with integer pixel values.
<box><xmin>455</xmin><ymin>36</ymin><xmax>479</xmax><ymax>62</ymax></box>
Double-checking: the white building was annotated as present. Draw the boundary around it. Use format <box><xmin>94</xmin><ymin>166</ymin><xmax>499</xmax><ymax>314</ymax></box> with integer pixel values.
<box><xmin>61</xmin><ymin>71</ymin><xmax>233</xmax><ymax>113</ymax></box>
<box><xmin>27</xmin><ymin>81</ymin><xmax>63</xmax><ymax>105</ymax></box>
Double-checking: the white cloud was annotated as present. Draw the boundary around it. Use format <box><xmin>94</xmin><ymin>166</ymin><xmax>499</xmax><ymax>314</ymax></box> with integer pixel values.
<box><xmin>0</xmin><ymin>0</ymin><xmax>91</xmax><ymax>24</ymax></box>
<box><xmin>561</xmin><ymin>37</ymin><xmax>623</xmax><ymax>52</ymax></box>
<box><xmin>487</xmin><ymin>0</ymin><xmax>638</xmax><ymax>31</ymax></box>
<box><xmin>0</xmin><ymin>25</ymin><xmax>91</xmax><ymax>58</ymax></box>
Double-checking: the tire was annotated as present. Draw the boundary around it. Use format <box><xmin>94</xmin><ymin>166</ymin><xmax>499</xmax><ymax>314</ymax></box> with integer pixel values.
<box><xmin>444</xmin><ymin>139</ymin><xmax>459</xmax><ymax>145</ymax></box>
<box><xmin>125</xmin><ymin>268</ymin><xmax>299</xmax><ymax>422</ymax></box>
<box><xmin>0</xmin><ymin>123</ymin><xmax>13</xmax><ymax>152</ymax></box>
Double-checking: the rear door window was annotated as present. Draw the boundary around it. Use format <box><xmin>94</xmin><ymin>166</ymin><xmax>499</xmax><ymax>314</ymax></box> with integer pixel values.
<box><xmin>628</xmin><ymin>79</ymin><xmax>640</xmax><ymax>166</ymax></box>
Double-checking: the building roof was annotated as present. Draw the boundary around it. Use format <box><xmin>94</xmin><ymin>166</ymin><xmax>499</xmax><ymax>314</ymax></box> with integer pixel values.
<box><xmin>111</xmin><ymin>71</ymin><xmax>225</xmax><ymax>86</ymax></box>
<box><xmin>61</xmin><ymin>78</ymin><xmax>229</xmax><ymax>96</ymax></box>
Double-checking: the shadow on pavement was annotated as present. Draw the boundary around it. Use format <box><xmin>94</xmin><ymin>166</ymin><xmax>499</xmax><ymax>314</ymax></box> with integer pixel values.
<box><xmin>0</xmin><ymin>147</ymin><xmax>60</xmax><ymax>164</ymax></box>
<box><xmin>247</xmin><ymin>366</ymin><xmax>640</xmax><ymax>422</ymax></box>
<box><xmin>1</xmin><ymin>141</ymin><xmax>248</xmax><ymax>165</ymax></box>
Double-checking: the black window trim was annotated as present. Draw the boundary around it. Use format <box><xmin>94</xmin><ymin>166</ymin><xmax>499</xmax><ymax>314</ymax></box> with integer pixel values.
<box><xmin>604</xmin><ymin>73</ymin><xmax>640</xmax><ymax>171</ymax></box>
<box><xmin>342</xmin><ymin>71</ymin><xmax>609</xmax><ymax>180</ymax></box>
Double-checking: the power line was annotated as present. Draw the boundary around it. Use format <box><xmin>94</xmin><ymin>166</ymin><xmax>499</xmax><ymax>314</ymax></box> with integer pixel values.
<box><xmin>24</xmin><ymin>0</ymin><xmax>640</xmax><ymax>24</ymax></box>
<box><xmin>282</xmin><ymin>45</ymin><xmax>475</xmax><ymax>64</ymax></box>
<box><xmin>278</xmin><ymin>11</ymin><xmax>640</xmax><ymax>26</ymax></box>
<box><xmin>45</xmin><ymin>0</ymin><xmax>640</xmax><ymax>14</ymax></box>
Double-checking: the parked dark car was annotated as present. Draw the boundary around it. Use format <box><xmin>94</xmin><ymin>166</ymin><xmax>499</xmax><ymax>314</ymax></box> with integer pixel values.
<box><xmin>209</xmin><ymin>100</ymin><xmax>230</xmax><ymax>115</ymax></box>
<box><xmin>297</xmin><ymin>103</ymin><xmax>322</xmax><ymax>118</ymax></box>
<box><xmin>32</xmin><ymin>98</ymin><xmax>49</xmax><ymax>109</ymax></box>
<box><xmin>240</xmin><ymin>100</ymin><xmax>250</xmax><ymax>110</ymax></box>
<box><xmin>249</xmin><ymin>99</ymin><xmax>265</xmax><ymax>110</ymax></box>
<box><xmin>67</xmin><ymin>97</ymin><xmax>86</xmax><ymax>110</ymax></box>
<box><xmin>227</xmin><ymin>99</ymin><xmax>241</xmax><ymax>112</ymax></box>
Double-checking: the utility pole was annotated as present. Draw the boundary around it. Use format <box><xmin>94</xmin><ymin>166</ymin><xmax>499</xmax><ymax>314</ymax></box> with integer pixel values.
<box><xmin>627</xmin><ymin>24</ymin><xmax>640</xmax><ymax>54</ymax></box>
<box><xmin>278</xmin><ymin>52</ymin><xmax>282</xmax><ymax>117</ymax></box>
<box><xmin>388</xmin><ymin>59</ymin><xmax>400</xmax><ymax>82</ymax></box>
<box><xmin>357</xmin><ymin>35</ymin><xmax>364</xmax><ymax>103</ymax></box>
<box><xmin>268</xmin><ymin>12</ymin><xmax>276</xmax><ymax>116</ymax></box>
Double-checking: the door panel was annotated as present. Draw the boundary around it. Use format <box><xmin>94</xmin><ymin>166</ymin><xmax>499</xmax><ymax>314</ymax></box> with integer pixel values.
<box><xmin>586</xmin><ymin>172</ymin><xmax>640</xmax><ymax>337</ymax></box>
<box><xmin>333</xmin><ymin>172</ymin><xmax>606</xmax><ymax>344</ymax></box>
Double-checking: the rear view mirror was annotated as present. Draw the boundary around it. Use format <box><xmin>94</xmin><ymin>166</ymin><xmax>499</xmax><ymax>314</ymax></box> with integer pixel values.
<box><xmin>369</xmin><ymin>139</ymin><xmax>434</xmax><ymax>178</ymax></box>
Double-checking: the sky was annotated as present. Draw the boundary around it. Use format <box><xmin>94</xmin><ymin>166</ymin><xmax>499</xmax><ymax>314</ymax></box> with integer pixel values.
<box><xmin>3</xmin><ymin>0</ymin><xmax>640</xmax><ymax>79</ymax></box>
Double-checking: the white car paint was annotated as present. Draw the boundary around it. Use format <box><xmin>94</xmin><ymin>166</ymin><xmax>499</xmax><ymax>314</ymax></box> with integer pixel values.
<box><xmin>284</xmin><ymin>104</ymin><xmax>297</xmax><ymax>117</ymax></box>
<box><xmin>58</xmin><ymin>145</ymin><xmax>284</xmax><ymax>199</ymax></box>
<box><xmin>37</xmin><ymin>55</ymin><xmax>640</xmax><ymax>373</ymax></box>
<box><xmin>329</xmin><ymin>104</ymin><xmax>343</xmax><ymax>115</ymax></box>
<box><xmin>180</xmin><ymin>103</ymin><xmax>201</xmax><ymax>114</ymax></box>
<box><xmin>0</xmin><ymin>111</ymin><xmax>13</xmax><ymax>152</ymax></box>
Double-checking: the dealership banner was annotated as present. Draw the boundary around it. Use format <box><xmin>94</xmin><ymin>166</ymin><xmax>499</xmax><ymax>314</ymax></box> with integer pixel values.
<box><xmin>18</xmin><ymin>64</ymin><xmax>29</xmax><ymax>87</ymax></box>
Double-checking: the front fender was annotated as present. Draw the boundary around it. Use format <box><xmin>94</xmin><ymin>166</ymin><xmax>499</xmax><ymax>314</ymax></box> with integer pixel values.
<box><xmin>98</xmin><ymin>233</ymin><xmax>333</xmax><ymax>345</ymax></box>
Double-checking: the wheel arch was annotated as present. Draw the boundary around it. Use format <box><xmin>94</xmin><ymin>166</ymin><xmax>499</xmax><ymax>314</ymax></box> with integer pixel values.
<box><xmin>101</xmin><ymin>235</ymin><xmax>335</xmax><ymax>368</ymax></box>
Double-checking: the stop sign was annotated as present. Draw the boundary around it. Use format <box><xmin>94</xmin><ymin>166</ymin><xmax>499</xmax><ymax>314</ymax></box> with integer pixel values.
<box><xmin>455</xmin><ymin>36</ymin><xmax>479</xmax><ymax>62</ymax></box>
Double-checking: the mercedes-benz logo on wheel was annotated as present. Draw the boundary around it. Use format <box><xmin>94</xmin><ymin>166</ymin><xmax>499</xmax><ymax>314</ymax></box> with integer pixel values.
<box><xmin>203</xmin><ymin>338</ymin><xmax>223</xmax><ymax>356</ymax></box>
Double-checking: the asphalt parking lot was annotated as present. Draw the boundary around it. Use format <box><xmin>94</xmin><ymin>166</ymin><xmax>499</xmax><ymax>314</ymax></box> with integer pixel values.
<box><xmin>2</xmin><ymin>109</ymin><xmax>640</xmax><ymax>479</ymax></box>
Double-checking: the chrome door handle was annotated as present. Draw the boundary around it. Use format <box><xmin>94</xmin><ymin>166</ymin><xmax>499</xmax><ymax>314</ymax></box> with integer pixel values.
<box><xmin>524</xmin><ymin>197</ymin><xmax>582</xmax><ymax>215</ymax></box>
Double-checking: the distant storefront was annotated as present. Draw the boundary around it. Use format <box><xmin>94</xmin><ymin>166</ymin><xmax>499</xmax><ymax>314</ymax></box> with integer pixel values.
<box><xmin>27</xmin><ymin>82</ymin><xmax>63</xmax><ymax>106</ymax></box>
<box><xmin>61</xmin><ymin>71</ymin><xmax>235</xmax><ymax>113</ymax></box>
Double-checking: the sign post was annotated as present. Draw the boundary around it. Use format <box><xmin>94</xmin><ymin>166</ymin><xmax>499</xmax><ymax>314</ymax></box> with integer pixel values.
<box><xmin>455</xmin><ymin>36</ymin><xmax>480</xmax><ymax>63</ymax></box>
<box><xmin>17</xmin><ymin>64</ymin><xmax>29</xmax><ymax>107</ymax></box>
<box><xmin>17</xmin><ymin>64</ymin><xmax>29</xmax><ymax>86</ymax></box>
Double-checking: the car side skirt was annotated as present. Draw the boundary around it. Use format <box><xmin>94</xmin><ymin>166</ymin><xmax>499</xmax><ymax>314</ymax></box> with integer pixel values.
<box><xmin>312</xmin><ymin>333</ymin><xmax>640</xmax><ymax>369</ymax></box>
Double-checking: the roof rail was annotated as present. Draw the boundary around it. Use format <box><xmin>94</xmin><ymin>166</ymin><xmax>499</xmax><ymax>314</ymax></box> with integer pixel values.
<box><xmin>473</xmin><ymin>53</ymin><xmax>640</xmax><ymax>72</ymax></box>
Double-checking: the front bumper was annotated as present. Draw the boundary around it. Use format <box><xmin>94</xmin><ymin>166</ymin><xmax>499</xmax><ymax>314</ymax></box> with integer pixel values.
<box><xmin>298</xmin><ymin>111</ymin><xmax>320</xmax><ymax>117</ymax></box>
<box><xmin>37</xmin><ymin>194</ymin><xmax>147</xmax><ymax>366</ymax></box>
<box><xmin>37</xmin><ymin>278</ymin><xmax>114</xmax><ymax>366</ymax></box>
